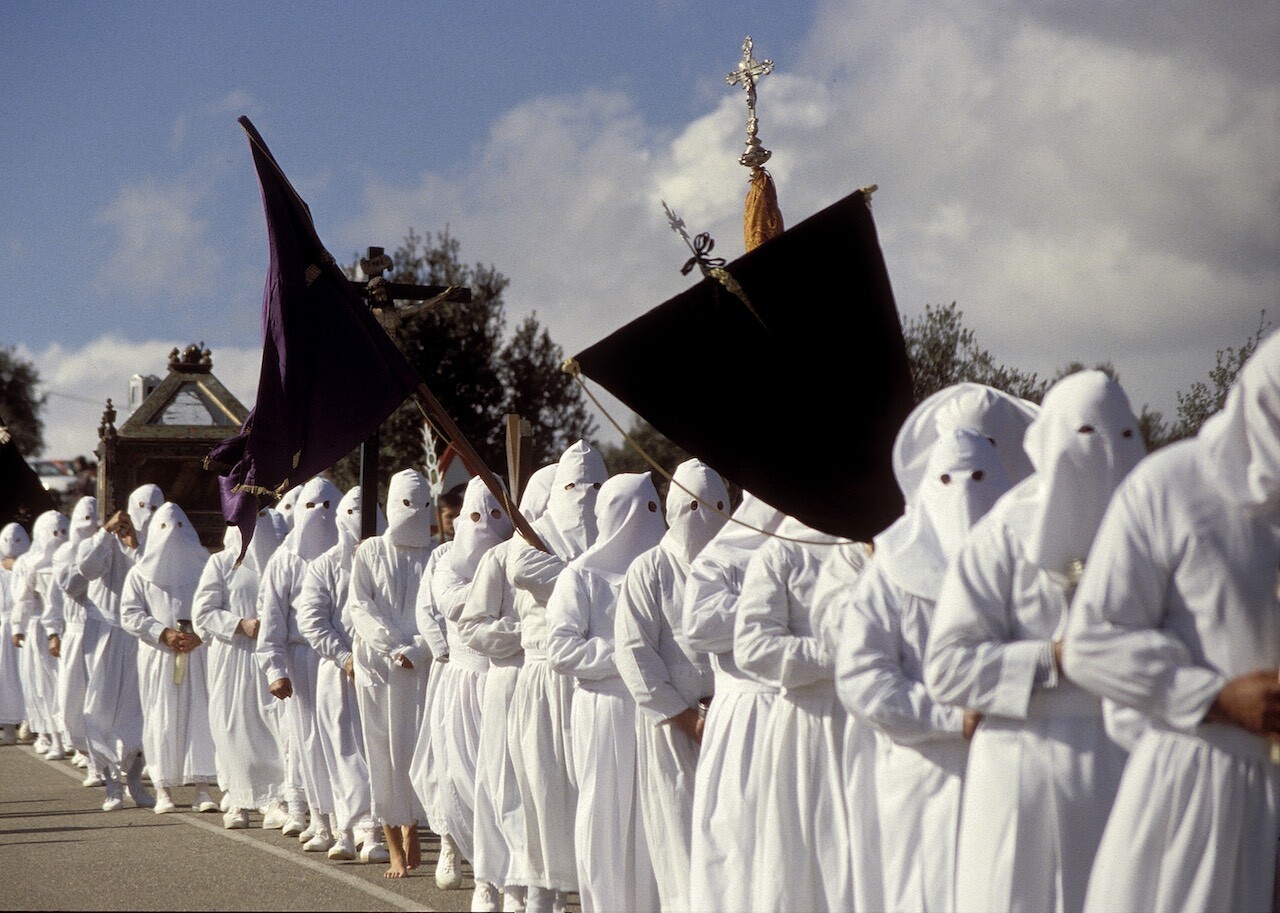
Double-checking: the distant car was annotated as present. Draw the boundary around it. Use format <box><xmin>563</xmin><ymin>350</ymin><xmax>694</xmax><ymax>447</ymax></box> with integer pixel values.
<box><xmin>34</xmin><ymin>460</ymin><xmax>79</xmax><ymax>495</ymax></box>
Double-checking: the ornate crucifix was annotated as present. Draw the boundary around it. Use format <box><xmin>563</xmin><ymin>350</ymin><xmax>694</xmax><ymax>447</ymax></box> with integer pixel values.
<box><xmin>726</xmin><ymin>36</ymin><xmax>774</xmax><ymax>169</ymax></box>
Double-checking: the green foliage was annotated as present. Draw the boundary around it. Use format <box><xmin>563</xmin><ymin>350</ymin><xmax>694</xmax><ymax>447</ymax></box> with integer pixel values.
<box><xmin>1167</xmin><ymin>310</ymin><xmax>1270</xmax><ymax>441</ymax></box>
<box><xmin>903</xmin><ymin>303</ymin><xmax>1048</xmax><ymax>404</ymax></box>
<box><xmin>331</xmin><ymin>228</ymin><xmax>595</xmax><ymax>499</ymax></box>
<box><xmin>0</xmin><ymin>347</ymin><xmax>45</xmax><ymax>456</ymax></box>
<box><xmin>598</xmin><ymin>418</ymin><xmax>690</xmax><ymax>500</ymax></box>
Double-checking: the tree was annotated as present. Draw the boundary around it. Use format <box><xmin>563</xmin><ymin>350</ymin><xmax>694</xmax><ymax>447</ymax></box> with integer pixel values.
<box><xmin>0</xmin><ymin>347</ymin><xmax>45</xmax><ymax>457</ymax></box>
<box><xmin>1167</xmin><ymin>310</ymin><xmax>1270</xmax><ymax>441</ymax></box>
<box><xmin>902</xmin><ymin>303</ymin><xmax>1048</xmax><ymax>404</ymax></box>
<box><xmin>331</xmin><ymin>229</ymin><xmax>596</xmax><ymax>497</ymax></box>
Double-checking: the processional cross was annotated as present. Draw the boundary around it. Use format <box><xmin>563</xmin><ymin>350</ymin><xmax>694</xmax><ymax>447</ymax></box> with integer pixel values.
<box><xmin>726</xmin><ymin>36</ymin><xmax>774</xmax><ymax>168</ymax></box>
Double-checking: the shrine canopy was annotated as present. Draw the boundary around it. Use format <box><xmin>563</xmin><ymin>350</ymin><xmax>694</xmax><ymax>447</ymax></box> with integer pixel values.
<box><xmin>97</xmin><ymin>344</ymin><xmax>248</xmax><ymax>549</ymax></box>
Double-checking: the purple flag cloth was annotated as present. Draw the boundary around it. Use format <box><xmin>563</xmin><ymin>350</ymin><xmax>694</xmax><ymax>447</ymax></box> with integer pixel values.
<box><xmin>206</xmin><ymin>116</ymin><xmax>419</xmax><ymax>561</ymax></box>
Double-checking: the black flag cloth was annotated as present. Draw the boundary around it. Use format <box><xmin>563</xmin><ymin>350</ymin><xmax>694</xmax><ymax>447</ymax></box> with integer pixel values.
<box><xmin>206</xmin><ymin>117</ymin><xmax>420</xmax><ymax>559</ymax></box>
<box><xmin>572</xmin><ymin>188</ymin><xmax>913</xmax><ymax>541</ymax></box>
<box><xmin>0</xmin><ymin>415</ymin><xmax>55</xmax><ymax>532</ymax></box>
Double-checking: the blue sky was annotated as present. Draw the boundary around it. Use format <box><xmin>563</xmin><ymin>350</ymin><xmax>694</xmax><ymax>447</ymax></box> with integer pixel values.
<box><xmin>3</xmin><ymin>1</ymin><xmax>1277</xmax><ymax>458</ymax></box>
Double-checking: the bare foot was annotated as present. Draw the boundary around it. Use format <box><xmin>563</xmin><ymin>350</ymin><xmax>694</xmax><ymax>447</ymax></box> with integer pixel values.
<box><xmin>405</xmin><ymin>825</ymin><xmax>421</xmax><ymax>869</ymax></box>
<box><xmin>383</xmin><ymin>824</ymin><xmax>408</xmax><ymax>878</ymax></box>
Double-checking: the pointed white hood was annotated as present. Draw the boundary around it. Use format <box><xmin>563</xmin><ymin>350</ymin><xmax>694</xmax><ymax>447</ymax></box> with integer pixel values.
<box><xmin>277</xmin><ymin>485</ymin><xmax>302</xmax><ymax>529</ymax></box>
<box><xmin>893</xmin><ymin>382</ymin><xmax>1039</xmax><ymax>509</ymax></box>
<box><xmin>1005</xmin><ymin>371</ymin><xmax>1146</xmax><ymax>574</ymax></box>
<box><xmin>282</xmin><ymin>477</ymin><xmax>341</xmax><ymax>561</ymax></box>
<box><xmin>520</xmin><ymin>464</ymin><xmax>557</xmax><ymax>526</ymax></box>
<box><xmin>536</xmin><ymin>440</ymin><xmax>608</xmax><ymax>560</ymax></box>
<box><xmin>386</xmin><ymin>469</ymin><xmax>433</xmax><ymax>548</ymax></box>
<box><xmin>446</xmin><ymin>476</ymin><xmax>514</xmax><ymax>580</ymax></box>
<box><xmin>572</xmin><ymin>472</ymin><xmax>665</xmax><ymax>583</ymax></box>
<box><xmin>661</xmin><ymin>459</ymin><xmax>730</xmax><ymax>569</ymax></box>
<box><xmin>0</xmin><ymin>522</ymin><xmax>31</xmax><ymax>561</ymax></box>
<box><xmin>127</xmin><ymin>483</ymin><xmax>164</xmax><ymax>548</ymax></box>
<box><xmin>26</xmin><ymin>510</ymin><xmax>69</xmax><ymax>570</ymax></box>
<box><xmin>134</xmin><ymin>502</ymin><xmax>208</xmax><ymax>590</ymax></box>
<box><xmin>225</xmin><ymin>509</ymin><xmax>284</xmax><ymax>575</ymax></box>
<box><xmin>879</xmin><ymin>428</ymin><xmax>1010</xmax><ymax>599</ymax></box>
<box><xmin>336</xmin><ymin>485</ymin><xmax>386</xmax><ymax>550</ymax></box>
<box><xmin>1197</xmin><ymin>331</ymin><xmax>1280</xmax><ymax>516</ymax></box>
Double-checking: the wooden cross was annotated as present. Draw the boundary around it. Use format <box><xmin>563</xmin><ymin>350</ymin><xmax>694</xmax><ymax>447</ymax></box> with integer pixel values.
<box><xmin>726</xmin><ymin>36</ymin><xmax>774</xmax><ymax>168</ymax></box>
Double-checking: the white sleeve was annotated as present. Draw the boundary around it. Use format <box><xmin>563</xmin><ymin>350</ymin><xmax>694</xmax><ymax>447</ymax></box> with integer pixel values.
<box><xmin>458</xmin><ymin>548</ymin><xmax>522</xmax><ymax>659</ymax></box>
<box><xmin>192</xmin><ymin>558</ymin><xmax>239</xmax><ymax>643</ymax></box>
<box><xmin>119</xmin><ymin>569</ymin><xmax>165</xmax><ymax>647</ymax></box>
<box><xmin>837</xmin><ymin>565</ymin><xmax>964</xmax><ymax>744</ymax></box>
<box><xmin>546</xmin><ymin>568</ymin><xmax>616</xmax><ymax>681</ymax></box>
<box><xmin>924</xmin><ymin>522</ymin><xmax>1046</xmax><ymax>719</ymax></box>
<box><xmin>682</xmin><ymin>556</ymin><xmax>738</xmax><ymax>655</ymax></box>
<box><xmin>616</xmin><ymin>557</ymin><xmax>688</xmax><ymax>723</ymax></box>
<box><xmin>254</xmin><ymin>557</ymin><xmax>292</xmax><ymax>683</ymax></box>
<box><xmin>734</xmin><ymin>545</ymin><xmax>829</xmax><ymax>689</ymax></box>
<box><xmin>1064</xmin><ymin>480</ymin><xmax>1223</xmax><ymax>730</ymax></box>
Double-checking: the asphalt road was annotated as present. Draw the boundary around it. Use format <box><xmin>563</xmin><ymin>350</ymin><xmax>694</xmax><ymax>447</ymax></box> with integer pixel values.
<box><xmin>0</xmin><ymin>743</ymin><xmax>480</xmax><ymax>912</ymax></box>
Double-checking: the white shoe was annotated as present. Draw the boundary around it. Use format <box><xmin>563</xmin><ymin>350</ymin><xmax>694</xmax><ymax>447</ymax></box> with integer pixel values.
<box><xmin>154</xmin><ymin>793</ymin><xmax>176</xmax><ymax>815</ymax></box>
<box><xmin>472</xmin><ymin>882</ymin><xmax>501</xmax><ymax>912</ymax></box>
<box><xmin>435</xmin><ymin>835</ymin><xmax>463</xmax><ymax>889</ymax></box>
<box><xmin>298</xmin><ymin>821</ymin><xmax>317</xmax><ymax>843</ymax></box>
<box><xmin>261</xmin><ymin>804</ymin><xmax>288</xmax><ymax>830</ymax></box>
<box><xmin>359</xmin><ymin>842</ymin><xmax>390</xmax><ymax>864</ymax></box>
<box><xmin>303</xmin><ymin>829</ymin><xmax>335</xmax><ymax>853</ymax></box>
<box><xmin>82</xmin><ymin>771</ymin><xmax>105</xmax><ymax>787</ymax></box>
<box><xmin>16</xmin><ymin>722</ymin><xmax>32</xmax><ymax>743</ymax></box>
<box><xmin>223</xmin><ymin>808</ymin><xmax>250</xmax><ymax>829</ymax></box>
<box><xmin>505</xmin><ymin>886</ymin><xmax>527</xmax><ymax>913</ymax></box>
<box><xmin>220</xmin><ymin>792</ymin><xmax>231</xmax><ymax>813</ymax></box>
<box><xmin>281</xmin><ymin>815</ymin><xmax>307</xmax><ymax>837</ymax></box>
<box><xmin>101</xmin><ymin>780</ymin><xmax>124</xmax><ymax>812</ymax></box>
<box><xmin>195</xmin><ymin>790</ymin><xmax>219</xmax><ymax>813</ymax></box>
<box><xmin>72</xmin><ymin>751</ymin><xmax>89</xmax><ymax>769</ymax></box>
<box><xmin>33</xmin><ymin>734</ymin><xmax>50</xmax><ymax>754</ymax></box>
<box><xmin>327</xmin><ymin>833</ymin><xmax>357</xmax><ymax>861</ymax></box>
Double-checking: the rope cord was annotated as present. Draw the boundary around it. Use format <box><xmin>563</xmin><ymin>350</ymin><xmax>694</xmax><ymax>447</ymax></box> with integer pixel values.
<box><xmin>561</xmin><ymin>358</ymin><xmax>857</xmax><ymax>548</ymax></box>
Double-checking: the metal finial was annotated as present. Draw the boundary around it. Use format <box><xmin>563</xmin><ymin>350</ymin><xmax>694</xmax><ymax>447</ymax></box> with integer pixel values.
<box><xmin>726</xmin><ymin>36</ymin><xmax>774</xmax><ymax>169</ymax></box>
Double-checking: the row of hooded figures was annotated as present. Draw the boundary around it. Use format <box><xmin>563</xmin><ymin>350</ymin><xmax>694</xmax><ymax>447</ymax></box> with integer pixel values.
<box><xmin>1</xmin><ymin>334</ymin><xmax>1277</xmax><ymax>913</ymax></box>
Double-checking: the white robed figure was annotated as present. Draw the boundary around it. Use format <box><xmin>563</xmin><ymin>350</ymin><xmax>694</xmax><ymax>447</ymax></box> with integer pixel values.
<box><xmin>408</xmin><ymin>539</ymin><xmax>456</xmax><ymax>884</ymax></box>
<box><xmin>682</xmin><ymin>494</ymin><xmax>784</xmax><ymax>913</ymax></box>
<box><xmin>0</xmin><ymin>522</ymin><xmax>31</xmax><ymax>744</ymax></box>
<box><xmin>736</xmin><ymin>514</ymin><xmax>859</xmax><ymax>913</ymax></box>
<box><xmin>349</xmin><ymin>468</ymin><xmax>435</xmax><ymax>878</ymax></box>
<box><xmin>432</xmin><ymin>477</ymin><xmax>514</xmax><ymax>911</ymax></box>
<box><xmin>1066</xmin><ymin>333</ymin><xmax>1280</xmax><ymax>913</ymax></box>
<box><xmin>459</xmin><ymin>465</ymin><xmax>555</xmax><ymax>913</ymax></box>
<box><xmin>47</xmin><ymin>496</ymin><xmax>102</xmax><ymax>777</ymax></box>
<box><xmin>192</xmin><ymin>511</ymin><xmax>286</xmax><ymax>828</ymax></box>
<box><xmin>10</xmin><ymin>509</ymin><xmax>69</xmax><ymax>757</ymax></box>
<box><xmin>78</xmin><ymin>483</ymin><xmax>162</xmax><ymax>810</ymax></box>
<box><xmin>925</xmin><ymin>370</ymin><xmax>1146</xmax><ymax>913</ymax></box>
<box><xmin>120</xmin><ymin>501</ymin><xmax>218</xmax><ymax>814</ymax></box>
<box><xmin>547</xmin><ymin>472</ymin><xmax>664</xmax><ymax>913</ymax></box>
<box><xmin>615</xmin><ymin>458</ymin><xmax>727</xmax><ymax>912</ymax></box>
<box><xmin>508</xmin><ymin>440</ymin><xmax>608</xmax><ymax>913</ymax></box>
<box><xmin>257</xmin><ymin>476</ymin><xmax>342</xmax><ymax>848</ymax></box>
<box><xmin>296</xmin><ymin>485</ymin><xmax>389</xmax><ymax>863</ymax></box>
<box><xmin>837</xmin><ymin>429</ymin><xmax>1010</xmax><ymax>912</ymax></box>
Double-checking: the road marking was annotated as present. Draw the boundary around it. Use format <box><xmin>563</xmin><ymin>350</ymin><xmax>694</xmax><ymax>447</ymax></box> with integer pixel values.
<box><xmin>36</xmin><ymin>751</ymin><xmax>430</xmax><ymax>912</ymax></box>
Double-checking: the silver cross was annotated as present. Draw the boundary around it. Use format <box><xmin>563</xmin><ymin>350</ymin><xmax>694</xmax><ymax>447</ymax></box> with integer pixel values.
<box><xmin>726</xmin><ymin>36</ymin><xmax>774</xmax><ymax>168</ymax></box>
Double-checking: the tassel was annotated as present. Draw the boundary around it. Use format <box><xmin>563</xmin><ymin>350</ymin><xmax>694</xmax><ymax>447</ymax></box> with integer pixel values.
<box><xmin>744</xmin><ymin>166</ymin><xmax>784</xmax><ymax>252</ymax></box>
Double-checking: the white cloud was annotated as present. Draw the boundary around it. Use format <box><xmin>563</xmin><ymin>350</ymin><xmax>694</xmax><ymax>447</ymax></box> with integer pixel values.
<box><xmin>324</xmin><ymin>0</ymin><xmax>1279</xmax><ymax>436</ymax></box>
<box><xmin>18</xmin><ymin>336</ymin><xmax>260</xmax><ymax>459</ymax></box>
<box><xmin>94</xmin><ymin>180</ymin><xmax>223</xmax><ymax>301</ymax></box>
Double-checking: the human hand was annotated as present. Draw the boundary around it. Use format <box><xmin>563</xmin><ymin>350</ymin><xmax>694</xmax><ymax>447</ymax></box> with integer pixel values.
<box><xmin>237</xmin><ymin>618</ymin><xmax>260</xmax><ymax>639</ymax></box>
<box><xmin>11</xmin><ymin>632</ymin><xmax>23</xmax><ymax>649</ymax></box>
<box><xmin>670</xmin><ymin>707</ymin><xmax>703</xmax><ymax>745</ymax></box>
<box><xmin>344</xmin><ymin>656</ymin><xmax>355</xmax><ymax>680</ymax></box>
<box><xmin>48</xmin><ymin>634</ymin><xmax>61</xmax><ymax>658</ymax></box>
<box><xmin>269</xmin><ymin>678</ymin><xmax>294</xmax><ymax>700</ymax></box>
<box><xmin>395</xmin><ymin>654</ymin><xmax>414</xmax><ymax>670</ymax></box>
<box><xmin>963</xmin><ymin>709</ymin><xmax>983</xmax><ymax>741</ymax></box>
<box><xmin>1205</xmin><ymin>669</ymin><xmax>1280</xmax><ymax>736</ymax></box>
<box><xmin>1053</xmin><ymin>639</ymin><xmax>1064</xmax><ymax>673</ymax></box>
<box><xmin>105</xmin><ymin>511</ymin><xmax>138</xmax><ymax>549</ymax></box>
